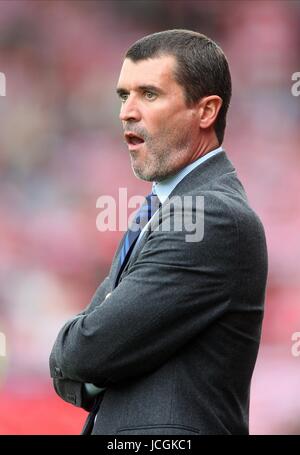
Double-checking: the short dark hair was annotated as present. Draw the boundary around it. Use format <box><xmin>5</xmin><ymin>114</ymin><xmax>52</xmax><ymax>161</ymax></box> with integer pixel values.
<box><xmin>125</xmin><ymin>29</ymin><xmax>232</xmax><ymax>144</ymax></box>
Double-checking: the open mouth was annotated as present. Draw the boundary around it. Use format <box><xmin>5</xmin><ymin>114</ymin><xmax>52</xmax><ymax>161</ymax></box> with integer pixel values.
<box><xmin>124</xmin><ymin>132</ymin><xmax>145</xmax><ymax>146</ymax></box>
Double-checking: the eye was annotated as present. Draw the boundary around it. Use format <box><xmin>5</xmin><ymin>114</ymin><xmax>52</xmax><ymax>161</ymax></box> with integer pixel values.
<box><xmin>144</xmin><ymin>91</ymin><xmax>156</xmax><ymax>101</ymax></box>
<box><xmin>119</xmin><ymin>93</ymin><xmax>129</xmax><ymax>103</ymax></box>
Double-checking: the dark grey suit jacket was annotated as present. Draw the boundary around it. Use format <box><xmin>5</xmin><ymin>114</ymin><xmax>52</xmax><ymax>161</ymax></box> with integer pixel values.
<box><xmin>49</xmin><ymin>151</ymin><xmax>268</xmax><ymax>435</ymax></box>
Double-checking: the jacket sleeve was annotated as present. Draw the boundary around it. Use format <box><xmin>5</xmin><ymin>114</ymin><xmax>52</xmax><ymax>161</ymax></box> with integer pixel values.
<box><xmin>50</xmin><ymin>276</ymin><xmax>110</xmax><ymax>408</ymax></box>
<box><xmin>49</xmin><ymin>195</ymin><xmax>241</xmax><ymax>387</ymax></box>
<box><xmin>52</xmin><ymin>377</ymin><xmax>103</xmax><ymax>412</ymax></box>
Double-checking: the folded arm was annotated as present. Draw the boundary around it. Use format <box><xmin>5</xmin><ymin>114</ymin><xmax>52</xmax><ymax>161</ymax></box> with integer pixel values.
<box><xmin>50</xmin><ymin>276</ymin><xmax>110</xmax><ymax>409</ymax></box>
<box><xmin>50</xmin><ymin>196</ymin><xmax>236</xmax><ymax>387</ymax></box>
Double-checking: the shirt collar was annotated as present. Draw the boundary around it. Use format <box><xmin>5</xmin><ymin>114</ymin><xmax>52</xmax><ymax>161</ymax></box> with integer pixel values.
<box><xmin>153</xmin><ymin>146</ymin><xmax>223</xmax><ymax>204</ymax></box>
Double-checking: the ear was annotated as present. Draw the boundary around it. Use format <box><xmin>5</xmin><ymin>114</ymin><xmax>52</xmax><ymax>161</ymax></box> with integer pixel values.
<box><xmin>198</xmin><ymin>95</ymin><xmax>223</xmax><ymax>129</ymax></box>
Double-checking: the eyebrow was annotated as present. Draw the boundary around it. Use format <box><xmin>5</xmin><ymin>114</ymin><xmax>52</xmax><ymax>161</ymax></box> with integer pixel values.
<box><xmin>116</xmin><ymin>84</ymin><xmax>165</xmax><ymax>96</ymax></box>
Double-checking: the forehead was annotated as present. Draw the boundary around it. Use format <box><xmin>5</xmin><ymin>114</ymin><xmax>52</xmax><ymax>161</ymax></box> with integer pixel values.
<box><xmin>117</xmin><ymin>55</ymin><xmax>178</xmax><ymax>90</ymax></box>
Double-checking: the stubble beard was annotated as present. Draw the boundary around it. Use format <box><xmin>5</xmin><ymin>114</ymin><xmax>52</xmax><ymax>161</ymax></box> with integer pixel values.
<box><xmin>130</xmin><ymin>130</ymin><xmax>191</xmax><ymax>182</ymax></box>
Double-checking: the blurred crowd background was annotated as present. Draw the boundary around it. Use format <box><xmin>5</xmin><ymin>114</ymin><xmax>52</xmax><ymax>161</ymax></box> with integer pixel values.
<box><xmin>0</xmin><ymin>0</ymin><xmax>300</xmax><ymax>434</ymax></box>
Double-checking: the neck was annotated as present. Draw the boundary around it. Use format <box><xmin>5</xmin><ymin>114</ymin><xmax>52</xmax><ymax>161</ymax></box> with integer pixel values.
<box><xmin>189</xmin><ymin>134</ymin><xmax>220</xmax><ymax>164</ymax></box>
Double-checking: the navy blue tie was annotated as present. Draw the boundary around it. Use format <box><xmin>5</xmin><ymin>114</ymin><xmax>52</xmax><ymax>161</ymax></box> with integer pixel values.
<box><xmin>116</xmin><ymin>190</ymin><xmax>160</xmax><ymax>280</ymax></box>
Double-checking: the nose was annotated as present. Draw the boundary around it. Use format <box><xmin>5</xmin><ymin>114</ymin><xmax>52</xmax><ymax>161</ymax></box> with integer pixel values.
<box><xmin>119</xmin><ymin>95</ymin><xmax>142</xmax><ymax>122</ymax></box>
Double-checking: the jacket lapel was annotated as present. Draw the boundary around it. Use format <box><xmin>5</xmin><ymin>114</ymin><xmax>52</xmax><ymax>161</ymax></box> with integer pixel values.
<box><xmin>110</xmin><ymin>152</ymin><xmax>237</xmax><ymax>288</ymax></box>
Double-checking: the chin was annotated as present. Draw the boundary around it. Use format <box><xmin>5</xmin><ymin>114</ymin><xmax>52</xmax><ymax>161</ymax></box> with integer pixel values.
<box><xmin>132</xmin><ymin>166</ymin><xmax>154</xmax><ymax>182</ymax></box>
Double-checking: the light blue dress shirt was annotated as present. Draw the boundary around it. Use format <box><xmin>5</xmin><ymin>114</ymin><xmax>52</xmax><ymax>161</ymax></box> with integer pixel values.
<box><xmin>154</xmin><ymin>146</ymin><xmax>223</xmax><ymax>204</ymax></box>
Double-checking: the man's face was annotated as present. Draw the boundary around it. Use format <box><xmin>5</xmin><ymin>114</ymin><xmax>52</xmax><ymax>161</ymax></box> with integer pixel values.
<box><xmin>117</xmin><ymin>55</ymin><xmax>201</xmax><ymax>182</ymax></box>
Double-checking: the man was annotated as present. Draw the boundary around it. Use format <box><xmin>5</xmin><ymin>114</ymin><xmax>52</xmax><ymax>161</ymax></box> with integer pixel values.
<box><xmin>49</xmin><ymin>30</ymin><xmax>268</xmax><ymax>435</ymax></box>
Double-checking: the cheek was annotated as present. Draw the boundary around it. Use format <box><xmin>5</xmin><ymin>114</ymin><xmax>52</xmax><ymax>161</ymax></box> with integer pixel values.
<box><xmin>146</xmin><ymin>112</ymin><xmax>164</xmax><ymax>134</ymax></box>
<box><xmin>145</xmin><ymin>104</ymin><xmax>194</xmax><ymax>137</ymax></box>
